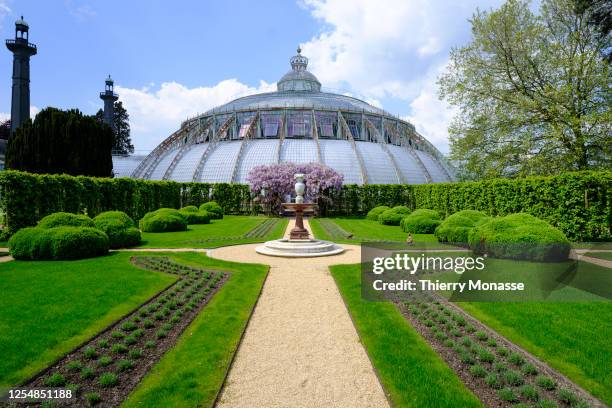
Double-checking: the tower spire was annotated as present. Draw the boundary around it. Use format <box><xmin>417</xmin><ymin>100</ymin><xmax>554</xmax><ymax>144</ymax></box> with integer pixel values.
<box><xmin>5</xmin><ymin>16</ymin><xmax>37</xmax><ymax>133</ymax></box>
<box><xmin>100</xmin><ymin>75</ymin><xmax>118</xmax><ymax>131</ymax></box>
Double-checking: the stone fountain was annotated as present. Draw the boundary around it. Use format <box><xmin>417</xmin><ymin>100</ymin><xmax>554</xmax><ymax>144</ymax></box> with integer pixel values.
<box><xmin>255</xmin><ymin>174</ymin><xmax>344</xmax><ymax>257</ymax></box>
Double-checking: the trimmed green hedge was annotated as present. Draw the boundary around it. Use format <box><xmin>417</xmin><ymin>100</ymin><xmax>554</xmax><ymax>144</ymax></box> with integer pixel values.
<box><xmin>0</xmin><ymin>171</ymin><xmax>250</xmax><ymax>237</ymax></box>
<box><xmin>326</xmin><ymin>171</ymin><xmax>611</xmax><ymax>241</ymax></box>
<box><xmin>93</xmin><ymin>211</ymin><xmax>141</xmax><ymax>249</ymax></box>
<box><xmin>38</xmin><ymin>212</ymin><xmax>95</xmax><ymax>229</ymax></box>
<box><xmin>179</xmin><ymin>208</ymin><xmax>211</xmax><ymax>225</ymax></box>
<box><xmin>468</xmin><ymin>213</ymin><xmax>571</xmax><ymax>262</ymax></box>
<box><xmin>139</xmin><ymin>208</ymin><xmax>188</xmax><ymax>233</ymax></box>
<box><xmin>0</xmin><ymin>170</ymin><xmax>609</xmax><ymax>241</ymax></box>
<box><xmin>9</xmin><ymin>226</ymin><xmax>109</xmax><ymax>260</ymax></box>
<box><xmin>379</xmin><ymin>206</ymin><xmax>411</xmax><ymax>225</ymax></box>
<box><xmin>366</xmin><ymin>206</ymin><xmax>390</xmax><ymax>221</ymax></box>
<box><xmin>434</xmin><ymin>210</ymin><xmax>490</xmax><ymax>244</ymax></box>
<box><xmin>199</xmin><ymin>201</ymin><xmax>223</xmax><ymax>219</ymax></box>
<box><xmin>400</xmin><ymin>209</ymin><xmax>442</xmax><ymax>234</ymax></box>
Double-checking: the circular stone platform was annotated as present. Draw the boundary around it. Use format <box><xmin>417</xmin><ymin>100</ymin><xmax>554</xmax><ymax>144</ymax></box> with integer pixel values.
<box><xmin>255</xmin><ymin>239</ymin><xmax>345</xmax><ymax>257</ymax></box>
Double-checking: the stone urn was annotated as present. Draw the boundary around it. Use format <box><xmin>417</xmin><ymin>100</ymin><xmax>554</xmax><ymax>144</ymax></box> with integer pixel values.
<box><xmin>294</xmin><ymin>173</ymin><xmax>305</xmax><ymax>204</ymax></box>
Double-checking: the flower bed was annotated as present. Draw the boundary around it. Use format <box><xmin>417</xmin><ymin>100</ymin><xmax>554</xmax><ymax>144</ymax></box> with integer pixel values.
<box><xmin>398</xmin><ymin>292</ymin><xmax>600</xmax><ymax>408</ymax></box>
<box><xmin>20</xmin><ymin>256</ymin><xmax>228</xmax><ymax>407</ymax></box>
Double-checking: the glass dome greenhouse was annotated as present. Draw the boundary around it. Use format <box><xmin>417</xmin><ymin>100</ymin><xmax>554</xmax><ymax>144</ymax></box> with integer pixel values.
<box><xmin>113</xmin><ymin>48</ymin><xmax>454</xmax><ymax>185</ymax></box>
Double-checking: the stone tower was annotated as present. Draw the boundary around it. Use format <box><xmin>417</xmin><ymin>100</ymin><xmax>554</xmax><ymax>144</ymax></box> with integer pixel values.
<box><xmin>100</xmin><ymin>75</ymin><xmax>118</xmax><ymax>131</ymax></box>
<box><xmin>5</xmin><ymin>16</ymin><xmax>37</xmax><ymax>133</ymax></box>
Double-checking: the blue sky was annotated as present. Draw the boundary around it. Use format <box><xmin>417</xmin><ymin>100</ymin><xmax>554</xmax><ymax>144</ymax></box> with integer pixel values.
<box><xmin>0</xmin><ymin>0</ymin><xmax>503</xmax><ymax>153</ymax></box>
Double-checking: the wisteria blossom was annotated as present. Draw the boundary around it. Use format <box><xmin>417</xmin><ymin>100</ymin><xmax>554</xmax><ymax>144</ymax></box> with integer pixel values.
<box><xmin>247</xmin><ymin>162</ymin><xmax>343</xmax><ymax>213</ymax></box>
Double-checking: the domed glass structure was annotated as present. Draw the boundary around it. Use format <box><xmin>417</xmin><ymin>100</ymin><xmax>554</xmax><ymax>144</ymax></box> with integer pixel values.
<box><xmin>113</xmin><ymin>48</ymin><xmax>453</xmax><ymax>185</ymax></box>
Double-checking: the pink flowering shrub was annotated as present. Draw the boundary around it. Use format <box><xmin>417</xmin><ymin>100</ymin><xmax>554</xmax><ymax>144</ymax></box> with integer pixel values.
<box><xmin>247</xmin><ymin>162</ymin><xmax>343</xmax><ymax>214</ymax></box>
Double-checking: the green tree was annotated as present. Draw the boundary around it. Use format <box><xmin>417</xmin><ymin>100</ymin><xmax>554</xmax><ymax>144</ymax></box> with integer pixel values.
<box><xmin>96</xmin><ymin>101</ymin><xmax>134</xmax><ymax>155</ymax></box>
<box><xmin>439</xmin><ymin>0</ymin><xmax>611</xmax><ymax>179</ymax></box>
<box><xmin>574</xmin><ymin>0</ymin><xmax>612</xmax><ymax>61</ymax></box>
<box><xmin>0</xmin><ymin>119</ymin><xmax>10</xmax><ymax>140</ymax></box>
<box><xmin>6</xmin><ymin>107</ymin><xmax>113</xmax><ymax>177</ymax></box>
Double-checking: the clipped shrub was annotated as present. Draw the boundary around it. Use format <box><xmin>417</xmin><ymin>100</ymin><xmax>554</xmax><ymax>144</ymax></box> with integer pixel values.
<box><xmin>199</xmin><ymin>201</ymin><xmax>223</xmax><ymax>219</ymax></box>
<box><xmin>93</xmin><ymin>211</ymin><xmax>140</xmax><ymax>249</ymax></box>
<box><xmin>434</xmin><ymin>210</ymin><xmax>490</xmax><ymax>244</ymax></box>
<box><xmin>400</xmin><ymin>209</ymin><xmax>442</xmax><ymax>233</ymax></box>
<box><xmin>180</xmin><ymin>205</ymin><xmax>198</xmax><ymax>213</ymax></box>
<box><xmin>379</xmin><ymin>206</ymin><xmax>412</xmax><ymax>226</ymax></box>
<box><xmin>139</xmin><ymin>208</ymin><xmax>188</xmax><ymax>232</ymax></box>
<box><xmin>180</xmin><ymin>209</ymin><xmax>211</xmax><ymax>225</ymax></box>
<box><xmin>9</xmin><ymin>226</ymin><xmax>108</xmax><ymax>260</ymax></box>
<box><xmin>468</xmin><ymin>213</ymin><xmax>571</xmax><ymax>262</ymax></box>
<box><xmin>37</xmin><ymin>212</ymin><xmax>95</xmax><ymax>229</ymax></box>
<box><xmin>366</xmin><ymin>206</ymin><xmax>390</xmax><ymax>221</ymax></box>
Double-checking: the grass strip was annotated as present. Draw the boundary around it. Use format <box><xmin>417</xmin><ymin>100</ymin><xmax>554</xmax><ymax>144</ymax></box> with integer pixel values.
<box><xmin>122</xmin><ymin>252</ymin><xmax>268</xmax><ymax>408</ymax></box>
<box><xmin>330</xmin><ymin>263</ymin><xmax>483</xmax><ymax>407</ymax></box>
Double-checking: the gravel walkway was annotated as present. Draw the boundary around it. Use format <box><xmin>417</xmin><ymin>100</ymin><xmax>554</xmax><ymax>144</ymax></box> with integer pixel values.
<box><xmin>209</xmin><ymin>219</ymin><xmax>390</xmax><ymax>408</ymax></box>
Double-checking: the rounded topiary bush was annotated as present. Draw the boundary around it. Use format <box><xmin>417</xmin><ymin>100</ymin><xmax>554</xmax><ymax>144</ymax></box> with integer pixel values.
<box><xmin>179</xmin><ymin>206</ymin><xmax>211</xmax><ymax>224</ymax></box>
<box><xmin>180</xmin><ymin>210</ymin><xmax>211</xmax><ymax>225</ymax></box>
<box><xmin>37</xmin><ymin>212</ymin><xmax>95</xmax><ymax>229</ymax></box>
<box><xmin>379</xmin><ymin>206</ymin><xmax>412</xmax><ymax>226</ymax></box>
<box><xmin>9</xmin><ymin>226</ymin><xmax>109</xmax><ymax>260</ymax></box>
<box><xmin>139</xmin><ymin>208</ymin><xmax>188</xmax><ymax>232</ymax></box>
<box><xmin>199</xmin><ymin>201</ymin><xmax>223</xmax><ymax>219</ymax></box>
<box><xmin>93</xmin><ymin>211</ymin><xmax>141</xmax><ymax>249</ymax></box>
<box><xmin>400</xmin><ymin>209</ymin><xmax>442</xmax><ymax>233</ymax></box>
<box><xmin>468</xmin><ymin>213</ymin><xmax>571</xmax><ymax>262</ymax></box>
<box><xmin>366</xmin><ymin>206</ymin><xmax>390</xmax><ymax>221</ymax></box>
<box><xmin>180</xmin><ymin>205</ymin><xmax>199</xmax><ymax>213</ymax></box>
<box><xmin>434</xmin><ymin>210</ymin><xmax>490</xmax><ymax>244</ymax></box>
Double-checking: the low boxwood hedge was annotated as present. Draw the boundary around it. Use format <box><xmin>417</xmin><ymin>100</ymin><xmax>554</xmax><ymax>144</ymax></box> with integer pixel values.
<box><xmin>139</xmin><ymin>208</ymin><xmax>188</xmax><ymax>233</ymax></box>
<box><xmin>199</xmin><ymin>201</ymin><xmax>223</xmax><ymax>219</ymax></box>
<box><xmin>379</xmin><ymin>206</ymin><xmax>412</xmax><ymax>226</ymax></box>
<box><xmin>93</xmin><ymin>211</ymin><xmax>141</xmax><ymax>249</ymax></box>
<box><xmin>400</xmin><ymin>209</ymin><xmax>442</xmax><ymax>233</ymax></box>
<box><xmin>179</xmin><ymin>206</ymin><xmax>211</xmax><ymax>225</ymax></box>
<box><xmin>366</xmin><ymin>206</ymin><xmax>390</xmax><ymax>221</ymax></box>
<box><xmin>9</xmin><ymin>226</ymin><xmax>109</xmax><ymax>260</ymax></box>
<box><xmin>468</xmin><ymin>213</ymin><xmax>571</xmax><ymax>262</ymax></box>
<box><xmin>37</xmin><ymin>212</ymin><xmax>95</xmax><ymax>229</ymax></box>
<box><xmin>434</xmin><ymin>210</ymin><xmax>490</xmax><ymax>244</ymax></box>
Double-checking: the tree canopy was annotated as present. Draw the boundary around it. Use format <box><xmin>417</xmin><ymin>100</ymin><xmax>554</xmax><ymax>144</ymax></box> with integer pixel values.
<box><xmin>6</xmin><ymin>107</ymin><xmax>114</xmax><ymax>177</ymax></box>
<box><xmin>439</xmin><ymin>0</ymin><xmax>611</xmax><ymax>179</ymax></box>
<box><xmin>96</xmin><ymin>100</ymin><xmax>134</xmax><ymax>155</ymax></box>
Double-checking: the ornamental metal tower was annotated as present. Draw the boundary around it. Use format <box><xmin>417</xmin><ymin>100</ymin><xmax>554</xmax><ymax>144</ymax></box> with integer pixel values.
<box><xmin>100</xmin><ymin>75</ymin><xmax>118</xmax><ymax>131</ymax></box>
<box><xmin>5</xmin><ymin>16</ymin><xmax>37</xmax><ymax>133</ymax></box>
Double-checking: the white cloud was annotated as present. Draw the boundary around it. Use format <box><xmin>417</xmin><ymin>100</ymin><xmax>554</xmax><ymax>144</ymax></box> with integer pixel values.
<box><xmin>406</xmin><ymin>63</ymin><xmax>457</xmax><ymax>153</ymax></box>
<box><xmin>0</xmin><ymin>112</ymin><xmax>9</xmax><ymax>122</ymax></box>
<box><xmin>0</xmin><ymin>106</ymin><xmax>40</xmax><ymax>123</ymax></box>
<box><xmin>0</xmin><ymin>1</ymin><xmax>11</xmax><ymax>29</ymax></box>
<box><xmin>65</xmin><ymin>0</ymin><xmax>96</xmax><ymax>22</ymax></box>
<box><xmin>116</xmin><ymin>79</ymin><xmax>275</xmax><ymax>151</ymax></box>
<box><xmin>299</xmin><ymin>0</ymin><xmax>502</xmax><ymax>153</ymax></box>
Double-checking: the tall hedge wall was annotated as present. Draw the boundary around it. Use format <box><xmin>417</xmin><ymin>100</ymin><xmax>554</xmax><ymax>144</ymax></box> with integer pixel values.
<box><xmin>327</xmin><ymin>171</ymin><xmax>611</xmax><ymax>241</ymax></box>
<box><xmin>0</xmin><ymin>170</ymin><xmax>609</xmax><ymax>241</ymax></box>
<box><xmin>0</xmin><ymin>171</ymin><xmax>250</xmax><ymax>236</ymax></box>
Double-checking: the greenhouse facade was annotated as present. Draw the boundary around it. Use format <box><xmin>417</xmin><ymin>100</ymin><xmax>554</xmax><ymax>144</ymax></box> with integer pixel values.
<box><xmin>113</xmin><ymin>48</ymin><xmax>453</xmax><ymax>185</ymax></box>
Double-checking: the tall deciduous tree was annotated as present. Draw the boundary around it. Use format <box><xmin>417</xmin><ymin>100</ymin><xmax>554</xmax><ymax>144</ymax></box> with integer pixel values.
<box><xmin>96</xmin><ymin>101</ymin><xmax>134</xmax><ymax>155</ymax></box>
<box><xmin>6</xmin><ymin>107</ymin><xmax>113</xmax><ymax>177</ymax></box>
<box><xmin>0</xmin><ymin>120</ymin><xmax>10</xmax><ymax>140</ymax></box>
<box><xmin>439</xmin><ymin>0</ymin><xmax>611</xmax><ymax>179</ymax></box>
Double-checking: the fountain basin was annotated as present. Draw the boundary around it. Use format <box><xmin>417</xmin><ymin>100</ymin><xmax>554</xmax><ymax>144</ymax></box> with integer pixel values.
<box><xmin>255</xmin><ymin>239</ymin><xmax>344</xmax><ymax>258</ymax></box>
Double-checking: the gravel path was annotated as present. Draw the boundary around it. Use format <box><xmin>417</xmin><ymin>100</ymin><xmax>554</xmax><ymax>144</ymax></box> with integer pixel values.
<box><xmin>209</xmin><ymin>219</ymin><xmax>390</xmax><ymax>408</ymax></box>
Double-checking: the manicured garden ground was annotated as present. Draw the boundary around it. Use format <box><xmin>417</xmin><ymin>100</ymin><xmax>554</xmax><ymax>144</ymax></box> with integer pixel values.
<box><xmin>139</xmin><ymin>215</ymin><xmax>287</xmax><ymax>248</ymax></box>
<box><xmin>123</xmin><ymin>253</ymin><xmax>268</xmax><ymax>407</ymax></box>
<box><xmin>0</xmin><ymin>253</ymin><xmax>177</xmax><ymax>387</ymax></box>
<box><xmin>310</xmin><ymin>216</ymin><xmax>449</xmax><ymax>246</ymax></box>
<box><xmin>584</xmin><ymin>252</ymin><xmax>612</xmax><ymax>261</ymax></box>
<box><xmin>331</xmin><ymin>264</ymin><xmax>483</xmax><ymax>407</ymax></box>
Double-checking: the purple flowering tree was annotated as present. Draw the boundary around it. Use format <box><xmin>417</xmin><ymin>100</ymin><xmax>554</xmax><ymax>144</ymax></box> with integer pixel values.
<box><xmin>247</xmin><ymin>162</ymin><xmax>343</xmax><ymax>215</ymax></box>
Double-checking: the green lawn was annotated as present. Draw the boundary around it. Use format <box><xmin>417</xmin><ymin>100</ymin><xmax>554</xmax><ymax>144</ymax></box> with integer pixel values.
<box><xmin>0</xmin><ymin>253</ymin><xmax>177</xmax><ymax>387</ymax></box>
<box><xmin>413</xmin><ymin>254</ymin><xmax>612</xmax><ymax>404</ymax></box>
<box><xmin>123</xmin><ymin>253</ymin><xmax>268</xmax><ymax>408</ymax></box>
<box><xmin>311</xmin><ymin>216</ymin><xmax>451</xmax><ymax>247</ymax></box>
<box><xmin>330</xmin><ymin>264</ymin><xmax>482</xmax><ymax>407</ymax></box>
<box><xmin>584</xmin><ymin>251</ymin><xmax>612</xmax><ymax>261</ymax></box>
<box><xmin>139</xmin><ymin>215</ymin><xmax>287</xmax><ymax>248</ymax></box>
